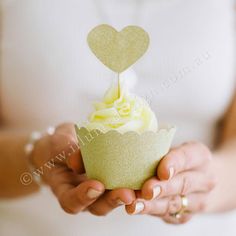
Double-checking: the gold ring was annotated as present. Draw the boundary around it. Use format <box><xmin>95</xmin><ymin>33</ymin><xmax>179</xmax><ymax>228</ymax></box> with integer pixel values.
<box><xmin>171</xmin><ymin>195</ymin><xmax>189</xmax><ymax>219</ymax></box>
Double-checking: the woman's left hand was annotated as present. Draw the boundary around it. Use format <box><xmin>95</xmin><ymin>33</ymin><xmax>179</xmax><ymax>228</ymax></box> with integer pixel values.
<box><xmin>126</xmin><ymin>142</ymin><xmax>217</xmax><ymax>224</ymax></box>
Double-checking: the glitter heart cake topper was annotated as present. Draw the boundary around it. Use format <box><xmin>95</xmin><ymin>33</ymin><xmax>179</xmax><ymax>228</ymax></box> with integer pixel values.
<box><xmin>87</xmin><ymin>24</ymin><xmax>150</xmax><ymax>73</ymax></box>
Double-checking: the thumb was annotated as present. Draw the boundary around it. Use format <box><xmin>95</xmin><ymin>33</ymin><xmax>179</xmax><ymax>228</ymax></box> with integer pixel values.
<box><xmin>52</xmin><ymin>123</ymin><xmax>85</xmax><ymax>173</ymax></box>
<box><xmin>67</xmin><ymin>148</ymin><xmax>85</xmax><ymax>174</ymax></box>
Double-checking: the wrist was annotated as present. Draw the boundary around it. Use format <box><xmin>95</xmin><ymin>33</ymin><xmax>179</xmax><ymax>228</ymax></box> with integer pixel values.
<box><xmin>24</xmin><ymin>127</ymin><xmax>55</xmax><ymax>185</ymax></box>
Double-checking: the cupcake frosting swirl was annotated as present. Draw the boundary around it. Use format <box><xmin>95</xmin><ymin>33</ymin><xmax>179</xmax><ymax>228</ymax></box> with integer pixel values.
<box><xmin>85</xmin><ymin>80</ymin><xmax>158</xmax><ymax>133</ymax></box>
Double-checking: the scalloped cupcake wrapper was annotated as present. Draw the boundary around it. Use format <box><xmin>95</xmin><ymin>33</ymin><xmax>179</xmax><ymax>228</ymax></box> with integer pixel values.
<box><xmin>75</xmin><ymin>125</ymin><xmax>176</xmax><ymax>189</ymax></box>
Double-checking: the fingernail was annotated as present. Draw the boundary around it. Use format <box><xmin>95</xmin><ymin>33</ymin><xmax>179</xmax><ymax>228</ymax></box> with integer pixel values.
<box><xmin>116</xmin><ymin>199</ymin><xmax>125</xmax><ymax>205</ymax></box>
<box><xmin>152</xmin><ymin>185</ymin><xmax>161</xmax><ymax>199</ymax></box>
<box><xmin>87</xmin><ymin>188</ymin><xmax>102</xmax><ymax>199</ymax></box>
<box><xmin>132</xmin><ymin>202</ymin><xmax>145</xmax><ymax>214</ymax></box>
<box><xmin>168</xmin><ymin>167</ymin><xmax>175</xmax><ymax>180</ymax></box>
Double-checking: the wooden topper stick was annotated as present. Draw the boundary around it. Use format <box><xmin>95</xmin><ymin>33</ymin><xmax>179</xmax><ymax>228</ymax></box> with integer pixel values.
<box><xmin>118</xmin><ymin>73</ymin><xmax>120</xmax><ymax>98</ymax></box>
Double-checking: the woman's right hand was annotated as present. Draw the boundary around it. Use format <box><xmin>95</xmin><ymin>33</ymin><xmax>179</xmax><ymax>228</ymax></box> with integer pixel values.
<box><xmin>31</xmin><ymin>123</ymin><xmax>135</xmax><ymax>215</ymax></box>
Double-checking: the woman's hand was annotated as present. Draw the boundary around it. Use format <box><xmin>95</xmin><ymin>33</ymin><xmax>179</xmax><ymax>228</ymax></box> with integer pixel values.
<box><xmin>32</xmin><ymin>123</ymin><xmax>135</xmax><ymax>215</ymax></box>
<box><xmin>126</xmin><ymin>142</ymin><xmax>217</xmax><ymax>224</ymax></box>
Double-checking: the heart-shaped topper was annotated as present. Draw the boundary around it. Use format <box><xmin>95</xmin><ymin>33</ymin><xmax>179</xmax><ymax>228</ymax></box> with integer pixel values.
<box><xmin>87</xmin><ymin>24</ymin><xmax>149</xmax><ymax>73</ymax></box>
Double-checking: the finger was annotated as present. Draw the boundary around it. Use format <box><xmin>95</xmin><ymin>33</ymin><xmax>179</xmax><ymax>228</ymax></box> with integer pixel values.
<box><xmin>88</xmin><ymin>188</ymin><xmax>136</xmax><ymax>216</ymax></box>
<box><xmin>55</xmin><ymin>123</ymin><xmax>85</xmax><ymax>173</ymax></box>
<box><xmin>162</xmin><ymin>212</ymin><xmax>192</xmax><ymax>225</ymax></box>
<box><xmin>142</xmin><ymin>171</ymin><xmax>215</xmax><ymax>200</ymax></box>
<box><xmin>50</xmin><ymin>123</ymin><xmax>84</xmax><ymax>172</ymax></box>
<box><xmin>126</xmin><ymin>197</ymin><xmax>170</xmax><ymax>215</ymax></box>
<box><xmin>162</xmin><ymin>193</ymin><xmax>208</xmax><ymax>224</ymax></box>
<box><xmin>126</xmin><ymin>193</ymin><xmax>207</xmax><ymax>216</ymax></box>
<box><xmin>157</xmin><ymin>142</ymin><xmax>212</xmax><ymax>180</ymax></box>
<box><xmin>53</xmin><ymin>123</ymin><xmax>78</xmax><ymax>152</ymax></box>
<box><xmin>32</xmin><ymin>123</ymin><xmax>81</xmax><ymax>170</ymax></box>
<box><xmin>47</xmin><ymin>165</ymin><xmax>85</xmax><ymax>188</ymax></box>
<box><xmin>56</xmin><ymin>179</ymin><xmax>105</xmax><ymax>214</ymax></box>
<box><xmin>66</xmin><ymin>149</ymin><xmax>85</xmax><ymax>174</ymax></box>
<box><xmin>55</xmin><ymin>123</ymin><xmax>77</xmax><ymax>138</ymax></box>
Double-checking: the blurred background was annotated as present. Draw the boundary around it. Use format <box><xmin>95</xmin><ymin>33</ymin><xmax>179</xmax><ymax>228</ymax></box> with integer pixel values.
<box><xmin>0</xmin><ymin>0</ymin><xmax>236</xmax><ymax>236</ymax></box>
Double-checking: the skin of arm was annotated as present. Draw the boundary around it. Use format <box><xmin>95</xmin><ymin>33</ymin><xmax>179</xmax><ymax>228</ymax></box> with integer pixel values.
<box><xmin>0</xmin><ymin>130</ymin><xmax>39</xmax><ymax>198</ymax></box>
<box><xmin>206</xmin><ymin>92</ymin><xmax>236</xmax><ymax>212</ymax></box>
<box><xmin>206</xmin><ymin>139</ymin><xmax>236</xmax><ymax>212</ymax></box>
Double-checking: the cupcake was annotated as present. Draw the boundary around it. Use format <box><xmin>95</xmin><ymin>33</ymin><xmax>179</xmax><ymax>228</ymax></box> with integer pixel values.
<box><xmin>75</xmin><ymin>24</ymin><xmax>176</xmax><ymax>189</ymax></box>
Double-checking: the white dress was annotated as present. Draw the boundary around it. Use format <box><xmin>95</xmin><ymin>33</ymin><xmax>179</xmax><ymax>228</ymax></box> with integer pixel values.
<box><xmin>0</xmin><ymin>0</ymin><xmax>236</xmax><ymax>235</ymax></box>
